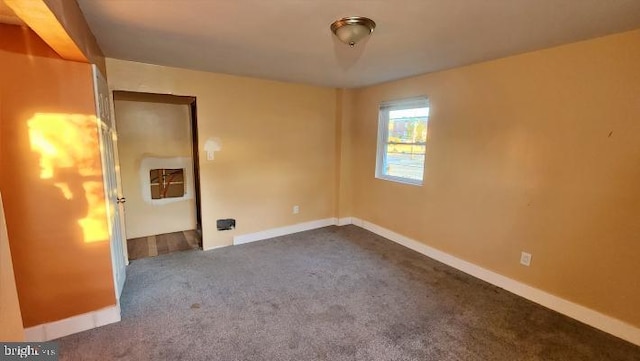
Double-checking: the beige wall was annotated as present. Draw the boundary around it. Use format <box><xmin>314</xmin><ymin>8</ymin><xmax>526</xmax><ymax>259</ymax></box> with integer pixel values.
<box><xmin>0</xmin><ymin>24</ymin><xmax>115</xmax><ymax>327</ymax></box>
<box><xmin>106</xmin><ymin>29</ymin><xmax>639</xmax><ymax>330</ymax></box>
<box><xmin>349</xmin><ymin>29</ymin><xmax>640</xmax><ymax>327</ymax></box>
<box><xmin>114</xmin><ymin>100</ymin><xmax>196</xmax><ymax>239</ymax></box>
<box><xmin>335</xmin><ymin>89</ymin><xmax>355</xmax><ymax>219</ymax></box>
<box><xmin>0</xmin><ymin>191</ymin><xmax>24</xmax><ymax>341</ymax></box>
<box><xmin>106</xmin><ymin>59</ymin><xmax>337</xmax><ymax>249</ymax></box>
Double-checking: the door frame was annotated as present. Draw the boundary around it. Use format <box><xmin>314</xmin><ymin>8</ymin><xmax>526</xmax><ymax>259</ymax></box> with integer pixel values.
<box><xmin>189</xmin><ymin>100</ymin><xmax>202</xmax><ymax>237</ymax></box>
<box><xmin>111</xmin><ymin>91</ymin><xmax>203</xmax><ymax>249</ymax></box>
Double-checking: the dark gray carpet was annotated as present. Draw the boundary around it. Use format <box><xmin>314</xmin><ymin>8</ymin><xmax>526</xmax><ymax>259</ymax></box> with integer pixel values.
<box><xmin>57</xmin><ymin>225</ymin><xmax>640</xmax><ymax>360</ymax></box>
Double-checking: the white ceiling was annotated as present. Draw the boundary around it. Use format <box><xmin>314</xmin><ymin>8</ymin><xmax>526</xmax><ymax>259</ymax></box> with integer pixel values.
<box><xmin>76</xmin><ymin>0</ymin><xmax>640</xmax><ymax>88</ymax></box>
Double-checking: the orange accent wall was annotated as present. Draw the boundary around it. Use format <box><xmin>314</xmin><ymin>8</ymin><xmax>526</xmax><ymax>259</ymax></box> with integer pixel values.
<box><xmin>0</xmin><ymin>191</ymin><xmax>24</xmax><ymax>340</ymax></box>
<box><xmin>0</xmin><ymin>24</ymin><xmax>115</xmax><ymax>327</ymax></box>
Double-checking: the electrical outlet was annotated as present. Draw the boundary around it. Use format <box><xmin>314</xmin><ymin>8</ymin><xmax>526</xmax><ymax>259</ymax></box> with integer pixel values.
<box><xmin>293</xmin><ymin>205</ymin><xmax>300</xmax><ymax>214</ymax></box>
<box><xmin>520</xmin><ymin>252</ymin><xmax>532</xmax><ymax>266</ymax></box>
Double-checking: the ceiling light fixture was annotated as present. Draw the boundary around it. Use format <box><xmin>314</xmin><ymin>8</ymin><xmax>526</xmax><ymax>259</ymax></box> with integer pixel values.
<box><xmin>330</xmin><ymin>16</ymin><xmax>376</xmax><ymax>47</ymax></box>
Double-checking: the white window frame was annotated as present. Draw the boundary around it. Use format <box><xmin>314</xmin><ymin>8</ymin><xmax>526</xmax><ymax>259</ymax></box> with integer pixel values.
<box><xmin>375</xmin><ymin>97</ymin><xmax>429</xmax><ymax>186</ymax></box>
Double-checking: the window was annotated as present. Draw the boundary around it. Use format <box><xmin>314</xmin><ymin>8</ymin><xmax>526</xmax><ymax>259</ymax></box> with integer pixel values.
<box><xmin>150</xmin><ymin>169</ymin><xmax>185</xmax><ymax>199</ymax></box>
<box><xmin>375</xmin><ymin>97</ymin><xmax>429</xmax><ymax>185</ymax></box>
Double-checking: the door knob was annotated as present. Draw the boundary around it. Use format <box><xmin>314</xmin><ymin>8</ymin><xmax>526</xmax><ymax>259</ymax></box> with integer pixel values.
<box><xmin>117</xmin><ymin>197</ymin><xmax>126</xmax><ymax>204</ymax></box>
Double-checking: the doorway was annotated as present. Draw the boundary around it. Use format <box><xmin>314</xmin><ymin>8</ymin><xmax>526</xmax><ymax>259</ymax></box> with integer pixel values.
<box><xmin>112</xmin><ymin>91</ymin><xmax>202</xmax><ymax>260</ymax></box>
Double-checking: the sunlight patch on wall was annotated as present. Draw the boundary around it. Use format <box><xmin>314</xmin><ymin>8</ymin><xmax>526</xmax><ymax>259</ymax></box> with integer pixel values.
<box><xmin>27</xmin><ymin>113</ymin><xmax>109</xmax><ymax>243</ymax></box>
<box><xmin>28</xmin><ymin>113</ymin><xmax>102</xmax><ymax>178</ymax></box>
<box><xmin>53</xmin><ymin>182</ymin><xmax>73</xmax><ymax>199</ymax></box>
<box><xmin>78</xmin><ymin>181</ymin><xmax>109</xmax><ymax>243</ymax></box>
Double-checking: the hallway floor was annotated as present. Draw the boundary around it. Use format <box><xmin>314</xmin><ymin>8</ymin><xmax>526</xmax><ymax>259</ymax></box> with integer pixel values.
<box><xmin>127</xmin><ymin>230</ymin><xmax>200</xmax><ymax>260</ymax></box>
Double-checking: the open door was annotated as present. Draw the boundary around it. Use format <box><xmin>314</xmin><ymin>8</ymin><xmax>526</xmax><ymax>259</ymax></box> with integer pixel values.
<box><xmin>92</xmin><ymin>65</ymin><xmax>127</xmax><ymax>299</ymax></box>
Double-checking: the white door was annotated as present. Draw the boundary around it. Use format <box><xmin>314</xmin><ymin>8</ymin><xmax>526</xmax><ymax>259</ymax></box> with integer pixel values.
<box><xmin>92</xmin><ymin>65</ymin><xmax>128</xmax><ymax>299</ymax></box>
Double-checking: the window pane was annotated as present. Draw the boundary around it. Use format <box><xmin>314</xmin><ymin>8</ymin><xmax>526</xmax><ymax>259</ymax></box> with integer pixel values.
<box><xmin>150</xmin><ymin>184</ymin><xmax>161</xmax><ymax>199</ymax></box>
<box><xmin>388</xmin><ymin>109</ymin><xmax>428</xmax><ymax>145</ymax></box>
<box><xmin>386</xmin><ymin>106</ymin><xmax>428</xmax><ymax>181</ymax></box>
<box><xmin>165</xmin><ymin>183</ymin><xmax>185</xmax><ymax>198</ymax></box>
<box><xmin>150</xmin><ymin>168</ymin><xmax>185</xmax><ymax>199</ymax></box>
<box><xmin>385</xmin><ymin>144</ymin><xmax>426</xmax><ymax>180</ymax></box>
<box><xmin>376</xmin><ymin>98</ymin><xmax>429</xmax><ymax>185</ymax></box>
<box><xmin>149</xmin><ymin>169</ymin><xmax>161</xmax><ymax>184</ymax></box>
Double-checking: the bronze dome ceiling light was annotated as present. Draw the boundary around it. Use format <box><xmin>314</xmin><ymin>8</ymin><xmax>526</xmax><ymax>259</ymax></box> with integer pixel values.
<box><xmin>330</xmin><ymin>16</ymin><xmax>376</xmax><ymax>47</ymax></box>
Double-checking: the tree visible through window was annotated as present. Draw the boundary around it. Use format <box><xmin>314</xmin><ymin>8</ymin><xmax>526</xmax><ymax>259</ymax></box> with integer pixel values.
<box><xmin>376</xmin><ymin>97</ymin><xmax>429</xmax><ymax>185</ymax></box>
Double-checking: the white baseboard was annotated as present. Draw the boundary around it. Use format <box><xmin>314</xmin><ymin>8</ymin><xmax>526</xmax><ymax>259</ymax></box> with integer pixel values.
<box><xmin>344</xmin><ymin>217</ymin><xmax>640</xmax><ymax>346</ymax></box>
<box><xmin>24</xmin><ymin>303</ymin><xmax>121</xmax><ymax>341</ymax></box>
<box><xmin>233</xmin><ymin>218</ymin><xmax>337</xmax><ymax>245</ymax></box>
<box><xmin>337</xmin><ymin>217</ymin><xmax>353</xmax><ymax>226</ymax></box>
<box><xmin>202</xmin><ymin>244</ymin><xmax>230</xmax><ymax>252</ymax></box>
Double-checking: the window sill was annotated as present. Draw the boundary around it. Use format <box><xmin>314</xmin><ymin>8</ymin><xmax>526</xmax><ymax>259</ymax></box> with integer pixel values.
<box><xmin>375</xmin><ymin>174</ymin><xmax>423</xmax><ymax>186</ymax></box>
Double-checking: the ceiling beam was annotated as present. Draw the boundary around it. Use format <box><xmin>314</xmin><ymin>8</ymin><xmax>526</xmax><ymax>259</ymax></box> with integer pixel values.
<box><xmin>4</xmin><ymin>0</ymin><xmax>87</xmax><ymax>62</ymax></box>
